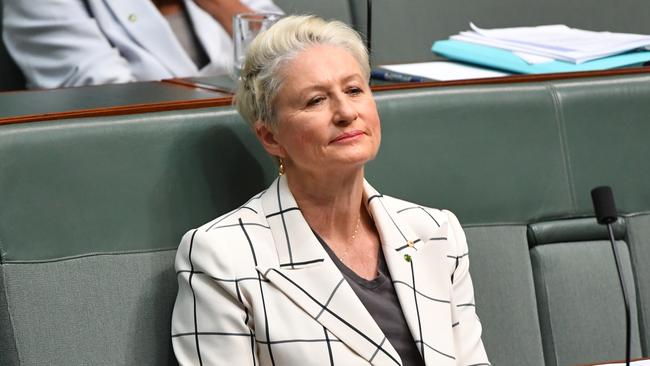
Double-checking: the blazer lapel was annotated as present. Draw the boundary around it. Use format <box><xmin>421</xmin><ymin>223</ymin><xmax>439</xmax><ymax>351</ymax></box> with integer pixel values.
<box><xmin>365</xmin><ymin>181</ymin><xmax>457</xmax><ymax>365</ymax></box>
<box><xmin>105</xmin><ymin>0</ymin><xmax>197</xmax><ymax>75</ymax></box>
<box><xmin>256</xmin><ymin>177</ymin><xmax>402</xmax><ymax>365</ymax></box>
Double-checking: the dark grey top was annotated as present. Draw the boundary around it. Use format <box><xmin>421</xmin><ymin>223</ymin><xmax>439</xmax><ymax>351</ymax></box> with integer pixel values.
<box><xmin>164</xmin><ymin>9</ymin><xmax>209</xmax><ymax>69</ymax></box>
<box><xmin>315</xmin><ymin>233</ymin><xmax>425</xmax><ymax>366</ymax></box>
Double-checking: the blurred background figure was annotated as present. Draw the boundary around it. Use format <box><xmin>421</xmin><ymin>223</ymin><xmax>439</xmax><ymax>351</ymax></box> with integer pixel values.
<box><xmin>2</xmin><ymin>0</ymin><xmax>281</xmax><ymax>89</ymax></box>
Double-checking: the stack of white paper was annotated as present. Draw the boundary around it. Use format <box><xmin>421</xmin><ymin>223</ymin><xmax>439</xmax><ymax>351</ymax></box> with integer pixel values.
<box><xmin>381</xmin><ymin>61</ymin><xmax>509</xmax><ymax>81</ymax></box>
<box><xmin>450</xmin><ymin>23</ymin><xmax>650</xmax><ymax>64</ymax></box>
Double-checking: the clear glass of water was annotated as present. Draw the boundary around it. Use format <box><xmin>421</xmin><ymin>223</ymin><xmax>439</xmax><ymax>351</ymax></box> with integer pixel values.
<box><xmin>233</xmin><ymin>12</ymin><xmax>283</xmax><ymax>77</ymax></box>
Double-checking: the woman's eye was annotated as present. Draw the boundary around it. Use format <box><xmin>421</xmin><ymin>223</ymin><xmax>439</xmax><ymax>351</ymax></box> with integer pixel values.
<box><xmin>347</xmin><ymin>87</ymin><xmax>363</xmax><ymax>95</ymax></box>
<box><xmin>306</xmin><ymin>96</ymin><xmax>324</xmax><ymax>107</ymax></box>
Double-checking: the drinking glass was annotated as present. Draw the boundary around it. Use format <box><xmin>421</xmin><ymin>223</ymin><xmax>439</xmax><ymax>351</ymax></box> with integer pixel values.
<box><xmin>233</xmin><ymin>12</ymin><xmax>282</xmax><ymax>77</ymax></box>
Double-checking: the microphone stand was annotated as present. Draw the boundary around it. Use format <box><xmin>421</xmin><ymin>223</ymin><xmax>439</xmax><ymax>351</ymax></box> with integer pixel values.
<box><xmin>606</xmin><ymin>221</ymin><xmax>631</xmax><ymax>366</ymax></box>
<box><xmin>592</xmin><ymin>186</ymin><xmax>631</xmax><ymax>366</ymax></box>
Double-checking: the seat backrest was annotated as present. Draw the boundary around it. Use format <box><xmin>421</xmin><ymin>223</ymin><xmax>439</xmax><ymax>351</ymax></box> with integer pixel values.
<box><xmin>553</xmin><ymin>74</ymin><xmax>650</xmax><ymax>356</ymax></box>
<box><xmin>3</xmin><ymin>73</ymin><xmax>650</xmax><ymax>365</ymax></box>
<box><xmin>529</xmin><ymin>218</ymin><xmax>642</xmax><ymax>366</ymax></box>
<box><xmin>366</xmin><ymin>74</ymin><xmax>650</xmax><ymax>364</ymax></box>
<box><xmin>367</xmin><ymin>82</ymin><xmax>568</xmax><ymax>366</ymax></box>
<box><xmin>0</xmin><ymin>108</ymin><xmax>275</xmax><ymax>365</ymax></box>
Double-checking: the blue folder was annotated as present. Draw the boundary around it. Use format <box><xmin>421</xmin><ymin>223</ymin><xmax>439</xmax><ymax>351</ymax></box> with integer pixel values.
<box><xmin>432</xmin><ymin>40</ymin><xmax>650</xmax><ymax>74</ymax></box>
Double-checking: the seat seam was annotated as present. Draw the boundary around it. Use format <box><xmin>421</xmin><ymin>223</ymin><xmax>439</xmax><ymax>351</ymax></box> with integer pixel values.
<box><xmin>624</xmin><ymin>217</ymin><xmax>649</xmax><ymax>355</ymax></box>
<box><xmin>532</xmin><ymin>250</ymin><xmax>558</xmax><ymax>366</ymax></box>
<box><xmin>1</xmin><ymin>266</ymin><xmax>21</xmax><ymax>365</ymax></box>
<box><xmin>4</xmin><ymin>247</ymin><xmax>177</xmax><ymax>264</ymax></box>
<box><xmin>547</xmin><ymin>83</ymin><xmax>577</xmax><ymax>215</ymax></box>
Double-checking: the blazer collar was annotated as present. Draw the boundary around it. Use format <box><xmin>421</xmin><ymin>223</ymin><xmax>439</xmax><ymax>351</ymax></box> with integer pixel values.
<box><xmin>257</xmin><ymin>177</ymin><xmax>454</xmax><ymax>365</ymax></box>
<box><xmin>366</xmin><ymin>184</ymin><xmax>456</xmax><ymax>364</ymax></box>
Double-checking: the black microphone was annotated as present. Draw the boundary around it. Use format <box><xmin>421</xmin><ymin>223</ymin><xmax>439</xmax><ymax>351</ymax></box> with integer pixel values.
<box><xmin>591</xmin><ymin>186</ymin><xmax>631</xmax><ymax>366</ymax></box>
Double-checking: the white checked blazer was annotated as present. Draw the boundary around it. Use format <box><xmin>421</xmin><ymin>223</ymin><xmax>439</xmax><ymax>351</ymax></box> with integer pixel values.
<box><xmin>172</xmin><ymin>176</ymin><xmax>490</xmax><ymax>366</ymax></box>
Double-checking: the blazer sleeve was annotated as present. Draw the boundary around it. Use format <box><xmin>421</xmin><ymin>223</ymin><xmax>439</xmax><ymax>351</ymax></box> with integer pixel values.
<box><xmin>446</xmin><ymin>210</ymin><xmax>491</xmax><ymax>365</ymax></box>
<box><xmin>2</xmin><ymin>0</ymin><xmax>135</xmax><ymax>88</ymax></box>
<box><xmin>172</xmin><ymin>229</ymin><xmax>258</xmax><ymax>365</ymax></box>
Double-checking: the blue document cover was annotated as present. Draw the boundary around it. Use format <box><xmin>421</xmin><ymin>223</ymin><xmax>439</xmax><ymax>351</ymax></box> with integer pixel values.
<box><xmin>432</xmin><ymin>40</ymin><xmax>650</xmax><ymax>74</ymax></box>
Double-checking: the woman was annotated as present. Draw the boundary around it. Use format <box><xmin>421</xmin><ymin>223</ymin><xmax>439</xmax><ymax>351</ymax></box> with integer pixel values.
<box><xmin>172</xmin><ymin>15</ymin><xmax>490</xmax><ymax>366</ymax></box>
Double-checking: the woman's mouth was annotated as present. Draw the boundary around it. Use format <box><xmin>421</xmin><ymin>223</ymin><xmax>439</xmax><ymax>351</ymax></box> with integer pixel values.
<box><xmin>331</xmin><ymin>130</ymin><xmax>364</xmax><ymax>143</ymax></box>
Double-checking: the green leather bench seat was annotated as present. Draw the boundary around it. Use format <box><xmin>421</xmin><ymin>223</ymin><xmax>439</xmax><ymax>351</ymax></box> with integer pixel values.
<box><xmin>0</xmin><ymin>109</ymin><xmax>275</xmax><ymax>365</ymax></box>
<box><xmin>368</xmin><ymin>74</ymin><xmax>650</xmax><ymax>365</ymax></box>
<box><xmin>530</xmin><ymin>224</ymin><xmax>642</xmax><ymax>366</ymax></box>
<box><xmin>555</xmin><ymin>75</ymin><xmax>650</xmax><ymax>358</ymax></box>
<box><xmin>2</xmin><ymin>73</ymin><xmax>650</xmax><ymax>365</ymax></box>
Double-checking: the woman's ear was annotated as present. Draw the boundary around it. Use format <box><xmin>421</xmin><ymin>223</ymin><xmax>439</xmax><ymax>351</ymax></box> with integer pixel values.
<box><xmin>254</xmin><ymin>120</ymin><xmax>286</xmax><ymax>158</ymax></box>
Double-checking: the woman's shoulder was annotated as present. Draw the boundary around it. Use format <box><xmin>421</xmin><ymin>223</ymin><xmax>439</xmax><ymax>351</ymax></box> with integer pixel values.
<box><xmin>175</xmin><ymin>191</ymin><xmax>273</xmax><ymax>271</ymax></box>
<box><xmin>196</xmin><ymin>190</ymin><xmax>267</xmax><ymax>233</ymax></box>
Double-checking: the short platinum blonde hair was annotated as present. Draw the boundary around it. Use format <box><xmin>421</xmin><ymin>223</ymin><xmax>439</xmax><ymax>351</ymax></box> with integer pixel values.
<box><xmin>235</xmin><ymin>15</ymin><xmax>370</xmax><ymax>128</ymax></box>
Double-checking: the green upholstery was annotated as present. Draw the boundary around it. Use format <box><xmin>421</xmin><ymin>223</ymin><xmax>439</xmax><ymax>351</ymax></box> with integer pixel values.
<box><xmin>368</xmin><ymin>84</ymin><xmax>571</xmax><ymax>225</ymax></box>
<box><xmin>531</xmin><ymin>239</ymin><xmax>642</xmax><ymax>366</ymax></box>
<box><xmin>527</xmin><ymin>217</ymin><xmax>626</xmax><ymax>246</ymax></box>
<box><xmin>465</xmin><ymin>226</ymin><xmax>545</xmax><ymax>366</ymax></box>
<box><xmin>553</xmin><ymin>75</ymin><xmax>650</xmax><ymax>214</ymax></box>
<box><xmin>626</xmin><ymin>214</ymin><xmax>650</xmax><ymax>355</ymax></box>
<box><xmin>528</xmin><ymin>217</ymin><xmax>643</xmax><ymax>365</ymax></box>
<box><xmin>0</xmin><ymin>268</ymin><xmax>19</xmax><ymax>365</ymax></box>
<box><xmin>2</xmin><ymin>73</ymin><xmax>650</xmax><ymax>365</ymax></box>
<box><xmin>3</xmin><ymin>251</ymin><xmax>177</xmax><ymax>365</ymax></box>
<box><xmin>0</xmin><ymin>108</ymin><xmax>273</xmax><ymax>365</ymax></box>
<box><xmin>0</xmin><ymin>109</ymin><xmax>273</xmax><ymax>261</ymax></box>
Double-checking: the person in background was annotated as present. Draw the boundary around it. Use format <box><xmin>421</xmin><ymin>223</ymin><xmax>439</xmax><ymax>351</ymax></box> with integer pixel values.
<box><xmin>2</xmin><ymin>0</ymin><xmax>281</xmax><ymax>89</ymax></box>
<box><xmin>171</xmin><ymin>15</ymin><xmax>490</xmax><ymax>365</ymax></box>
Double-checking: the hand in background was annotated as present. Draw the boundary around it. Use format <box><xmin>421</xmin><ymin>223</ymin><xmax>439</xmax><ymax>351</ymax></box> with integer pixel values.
<box><xmin>193</xmin><ymin>0</ymin><xmax>253</xmax><ymax>35</ymax></box>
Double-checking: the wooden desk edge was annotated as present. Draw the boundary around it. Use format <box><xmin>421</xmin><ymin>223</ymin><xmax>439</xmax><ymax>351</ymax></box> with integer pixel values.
<box><xmin>2</xmin><ymin>67</ymin><xmax>649</xmax><ymax>126</ymax></box>
<box><xmin>0</xmin><ymin>97</ymin><xmax>232</xmax><ymax>126</ymax></box>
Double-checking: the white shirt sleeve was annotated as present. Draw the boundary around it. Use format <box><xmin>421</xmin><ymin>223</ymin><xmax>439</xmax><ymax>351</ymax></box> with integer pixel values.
<box><xmin>2</xmin><ymin>0</ymin><xmax>137</xmax><ymax>89</ymax></box>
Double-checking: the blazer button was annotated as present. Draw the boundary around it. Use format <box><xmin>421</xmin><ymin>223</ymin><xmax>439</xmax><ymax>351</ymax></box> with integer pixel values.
<box><xmin>128</xmin><ymin>14</ymin><xmax>137</xmax><ymax>22</ymax></box>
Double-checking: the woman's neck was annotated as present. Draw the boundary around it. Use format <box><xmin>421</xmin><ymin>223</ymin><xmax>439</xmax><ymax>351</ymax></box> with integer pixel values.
<box><xmin>286</xmin><ymin>166</ymin><xmax>366</xmax><ymax>240</ymax></box>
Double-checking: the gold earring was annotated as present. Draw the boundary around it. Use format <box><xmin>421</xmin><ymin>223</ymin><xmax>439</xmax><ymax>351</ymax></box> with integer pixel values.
<box><xmin>278</xmin><ymin>158</ymin><xmax>285</xmax><ymax>176</ymax></box>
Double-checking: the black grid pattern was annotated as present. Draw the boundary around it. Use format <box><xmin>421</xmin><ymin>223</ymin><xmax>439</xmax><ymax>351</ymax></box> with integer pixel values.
<box><xmin>171</xmin><ymin>177</ymin><xmax>490</xmax><ymax>365</ymax></box>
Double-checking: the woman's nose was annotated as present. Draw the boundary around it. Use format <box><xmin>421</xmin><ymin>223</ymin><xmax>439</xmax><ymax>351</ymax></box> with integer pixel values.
<box><xmin>332</xmin><ymin>96</ymin><xmax>358</xmax><ymax>125</ymax></box>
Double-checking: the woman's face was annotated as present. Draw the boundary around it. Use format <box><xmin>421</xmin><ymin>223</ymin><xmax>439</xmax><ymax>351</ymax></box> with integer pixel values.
<box><xmin>255</xmin><ymin>44</ymin><xmax>381</xmax><ymax>176</ymax></box>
